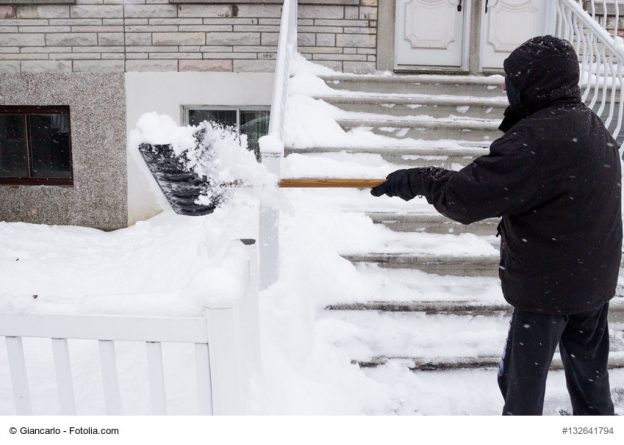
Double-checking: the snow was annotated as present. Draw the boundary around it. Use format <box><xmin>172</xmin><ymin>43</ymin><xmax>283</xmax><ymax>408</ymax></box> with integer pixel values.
<box><xmin>0</xmin><ymin>208</ymin><xmax>254</xmax><ymax>317</ymax></box>
<box><xmin>133</xmin><ymin>113</ymin><xmax>274</xmax><ymax>188</ymax></box>
<box><xmin>258</xmin><ymin>134</ymin><xmax>284</xmax><ymax>155</ymax></box>
<box><xmin>1</xmin><ymin>55</ymin><xmax>624</xmax><ymax>416</ymax></box>
<box><xmin>284</xmin><ymin>56</ymin><xmax>503</xmax><ymax>150</ymax></box>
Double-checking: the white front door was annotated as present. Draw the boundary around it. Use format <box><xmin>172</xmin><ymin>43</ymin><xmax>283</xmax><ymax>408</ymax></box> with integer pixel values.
<box><xmin>393</xmin><ymin>0</ymin><xmax>547</xmax><ymax>72</ymax></box>
<box><xmin>394</xmin><ymin>0</ymin><xmax>469</xmax><ymax>70</ymax></box>
<box><xmin>479</xmin><ymin>0</ymin><xmax>546</xmax><ymax>71</ymax></box>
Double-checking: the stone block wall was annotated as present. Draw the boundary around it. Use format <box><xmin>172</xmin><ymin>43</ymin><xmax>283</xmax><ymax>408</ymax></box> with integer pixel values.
<box><xmin>0</xmin><ymin>0</ymin><xmax>378</xmax><ymax>73</ymax></box>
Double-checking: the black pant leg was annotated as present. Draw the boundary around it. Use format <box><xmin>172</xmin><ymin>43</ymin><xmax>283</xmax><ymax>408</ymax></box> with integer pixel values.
<box><xmin>498</xmin><ymin>308</ymin><xmax>566</xmax><ymax>415</ymax></box>
<box><xmin>559</xmin><ymin>303</ymin><xmax>614</xmax><ymax>415</ymax></box>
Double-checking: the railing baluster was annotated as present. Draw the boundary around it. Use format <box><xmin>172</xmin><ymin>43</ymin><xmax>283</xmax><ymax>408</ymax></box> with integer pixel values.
<box><xmin>603</xmin><ymin>50</ymin><xmax>616</xmax><ymax>126</ymax></box>
<box><xmin>583</xmin><ymin>19</ymin><xmax>593</xmax><ymax>98</ymax></box>
<box><xmin>194</xmin><ymin>343</ymin><xmax>213</xmax><ymax>415</ymax></box>
<box><xmin>575</xmin><ymin>13</ymin><xmax>590</xmax><ymax>82</ymax></box>
<box><xmin>615</xmin><ymin>0</ymin><xmax>619</xmax><ymax>38</ymax></box>
<box><xmin>570</xmin><ymin>11</ymin><xmax>582</xmax><ymax>54</ymax></box>
<box><xmin>98</xmin><ymin>340</ymin><xmax>121</xmax><ymax>415</ymax></box>
<box><xmin>51</xmin><ymin>338</ymin><xmax>76</xmax><ymax>415</ymax></box>
<box><xmin>590</xmin><ymin>0</ymin><xmax>597</xmax><ymax>20</ymax></box>
<box><xmin>6</xmin><ymin>336</ymin><xmax>32</xmax><ymax>415</ymax></box>
<box><xmin>596</xmin><ymin>46</ymin><xmax>610</xmax><ymax>116</ymax></box>
<box><xmin>589</xmin><ymin>33</ymin><xmax>603</xmax><ymax>108</ymax></box>
<box><xmin>146</xmin><ymin>341</ymin><xmax>167</xmax><ymax>415</ymax></box>
<box><xmin>612</xmin><ymin>67</ymin><xmax>624</xmax><ymax>138</ymax></box>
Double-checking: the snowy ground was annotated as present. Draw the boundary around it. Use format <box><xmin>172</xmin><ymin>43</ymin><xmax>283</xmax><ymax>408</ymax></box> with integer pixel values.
<box><xmin>1</xmin><ymin>188</ymin><xmax>623</xmax><ymax>415</ymax></box>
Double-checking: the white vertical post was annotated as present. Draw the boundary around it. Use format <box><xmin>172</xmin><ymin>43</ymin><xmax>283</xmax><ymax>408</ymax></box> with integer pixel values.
<box><xmin>239</xmin><ymin>239</ymin><xmax>261</xmax><ymax>374</ymax></box>
<box><xmin>6</xmin><ymin>336</ymin><xmax>32</xmax><ymax>415</ymax></box>
<box><xmin>204</xmin><ymin>305</ymin><xmax>244</xmax><ymax>415</ymax></box>
<box><xmin>258</xmin><ymin>150</ymin><xmax>282</xmax><ymax>290</ymax></box>
<box><xmin>194</xmin><ymin>343</ymin><xmax>213</xmax><ymax>415</ymax></box>
<box><xmin>98</xmin><ymin>340</ymin><xmax>121</xmax><ymax>415</ymax></box>
<box><xmin>51</xmin><ymin>338</ymin><xmax>76</xmax><ymax>415</ymax></box>
<box><xmin>145</xmin><ymin>341</ymin><xmax>167</xmax><ymax>415</ymax></box>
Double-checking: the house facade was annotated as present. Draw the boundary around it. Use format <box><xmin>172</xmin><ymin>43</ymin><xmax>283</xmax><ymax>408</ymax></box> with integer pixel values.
<box><xmin>0</xmin><ymin>0</ymin><xmax>549</xmax><ymax>229</ymax></box>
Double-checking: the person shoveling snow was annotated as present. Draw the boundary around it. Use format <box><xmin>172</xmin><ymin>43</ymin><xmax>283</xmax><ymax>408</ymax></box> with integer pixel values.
<box><xmin>370</xmin><ymin>35</ymin><xmax>622</xmax><ymax>415</ymax></box>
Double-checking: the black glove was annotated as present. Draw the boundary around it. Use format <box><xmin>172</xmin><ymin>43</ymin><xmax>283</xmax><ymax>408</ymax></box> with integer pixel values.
<box><xmin>371</xmin><ymin>167</ymin><xmax>443</xmax><ymax>201</ymax></box>
<box><xmin>370</xmin><ymin>169</ymin><xmax>416</xmax><ymax>201</ymax></box>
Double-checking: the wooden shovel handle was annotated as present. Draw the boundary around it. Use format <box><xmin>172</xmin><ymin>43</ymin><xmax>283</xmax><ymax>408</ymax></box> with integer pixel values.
<box><xmin>278</xmin><ymin>178</ymin><xmax>386</xmax><ymax>188</ymax></box>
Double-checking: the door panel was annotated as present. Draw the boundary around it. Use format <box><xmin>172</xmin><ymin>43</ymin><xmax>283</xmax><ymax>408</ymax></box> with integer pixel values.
<box><xmin>394</xmin><ymin>0</ymin><xmax>467</xmax><ymax>69</ymax></box>
<box><xmin>479</xmin><ymin>0</ymin><xmax>546</xmax><ymax>71</ymax></box>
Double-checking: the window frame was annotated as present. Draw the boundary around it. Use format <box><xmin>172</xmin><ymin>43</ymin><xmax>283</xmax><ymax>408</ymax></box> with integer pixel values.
<box><xmin>0</xmin><ymin>105</ymin><xmax>74</xmax><ymax>186</ymax></box>
<box><xmin>182</xmin><ymin>105</ymin><xmax>270</xmax><ymax>158</ymax></box>
<box><xmin>182</xmin><ymin>105</ymin><xmax>270</xmax><ymax>127</ymax></box>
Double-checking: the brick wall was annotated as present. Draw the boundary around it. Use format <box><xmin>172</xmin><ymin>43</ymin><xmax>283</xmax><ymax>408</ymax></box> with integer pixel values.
<box><xmin>0</xmin><ymin>0</ymin><xmax>378</xmax><ymax>73</ymax></box>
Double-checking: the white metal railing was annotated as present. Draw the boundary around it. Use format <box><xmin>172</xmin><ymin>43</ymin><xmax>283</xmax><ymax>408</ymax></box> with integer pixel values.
<box><xmin>552</xmin><ymin>0</ymin><xmax>624</xmax><ymax>142</ymax></box>
<box><xmin>257</xmin><ymin>0</ymin><xmax>298</xmax><ymax>290</ymax></box>
<box><xmin>0</xmin><ymin>239</ymin><xmax>259</xmax><ymax>415</ymax></box>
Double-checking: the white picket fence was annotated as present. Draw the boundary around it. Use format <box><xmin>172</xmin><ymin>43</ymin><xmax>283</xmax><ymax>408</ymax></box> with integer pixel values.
<box><xmin>0</xmin><ymin>239</ymin><xmax>259</xmax><ymax>416</ymax></box>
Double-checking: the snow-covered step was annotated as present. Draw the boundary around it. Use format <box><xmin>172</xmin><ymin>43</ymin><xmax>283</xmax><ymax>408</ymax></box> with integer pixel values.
<box><xmin>358</xmin><ymin>366</ymin><xmax>624</xmax><ymax>414</ymax></box>
<box><xmin>336</xmin><ymin>117</ymin><xmax>501</xmax><ymax>142</ymax></box>
<box><xmin>367</xmin><ymin>212</ymin><xmax>499</xmax><ymax>235</ymax></box>
<box><xmin>355</xmin><ymin>353</ymin><xmax>624</xmax><ymax>371</ymax></box>
<box><xmin>319</xmin><ymin>310</ymin><xmax>509</xmax><ymax>360</ymax></box>
<box><xmin>326</xmin><ymin>300</ymin><xmax>511</xmax><ymax>315</ymax></box>
<box><xmin>343</xmin><ymin>253</ymin><xmax>500</xmax><ymax>277</ymax></box>
<box><xmin>320</xmin><ymin>74</ymin><xmax>505</xmax><ymax>97</ymax></box>
<box><xmin>319</xmin><ymin>310</ymin><xmax>624</xmax><ymax>361</ymax></box>
<box><xmin>284</xmin><ymin>146</ymin><xmax>485</xmax><ymax>168</ymax></box>
<box><xmin>346</xmin><ymin>264</ymin><xmax>503</xmax><ymax>305</ymax></box>
<box><xmin>315</xmin><ymin>94</ymin><xmax>507</xmax><ymax>120</ymax></box>
<box><xmin>325</xmin><ymin>300</ymin><xmax>624</xmax><ymax>323</ymax></box>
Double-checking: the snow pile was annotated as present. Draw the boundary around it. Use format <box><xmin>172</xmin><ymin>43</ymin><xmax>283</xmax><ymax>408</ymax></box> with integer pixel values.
<box><xmin>0</xmin><ymin>205</ymin><xmax>255</xmax><ymax>317</ymax></box>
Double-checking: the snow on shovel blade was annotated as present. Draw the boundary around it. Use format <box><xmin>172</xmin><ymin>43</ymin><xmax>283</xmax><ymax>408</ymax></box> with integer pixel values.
<box><xmin>138</xmin><ymin>143</ymin><xmax>220</xmax><ymax>216</ymax></box>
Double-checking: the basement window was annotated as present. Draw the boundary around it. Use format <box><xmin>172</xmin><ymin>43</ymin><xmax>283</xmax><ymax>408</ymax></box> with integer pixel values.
<box><xmin>184</xmin><ymin>106</ymin><xmax>270</xmax><ymax>160</ymax></box>
<box><xmin>0</xmin><ymin>106</ymin><xmax>73</xmax><ymax>186</ymax></box>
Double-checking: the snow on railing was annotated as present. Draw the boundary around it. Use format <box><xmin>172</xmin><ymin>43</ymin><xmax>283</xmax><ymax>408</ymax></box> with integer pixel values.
<box><xmin>552</xmin><ymin>0</ymin><xmax>624</xmax><ymax>142</ymax></box>
<box><xmin>0</xmin><ymin>239</ymin><xmax>259</xmax><ymax>416</ymax></box>
<box><xmin>257</xmin><ymin>0</ymin><xmax>298</xmax><ymax>290</ymax></box>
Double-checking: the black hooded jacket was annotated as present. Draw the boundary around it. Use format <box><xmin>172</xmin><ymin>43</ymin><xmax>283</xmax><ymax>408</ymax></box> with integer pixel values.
<box><xmin>394</xmin><ymin>36</ymin><xmax>622</xmax><ymax>314</ymax></box>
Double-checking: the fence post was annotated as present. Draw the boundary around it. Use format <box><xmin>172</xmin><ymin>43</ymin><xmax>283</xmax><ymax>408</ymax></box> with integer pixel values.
<box><xmin>239</xmin><ymin>239</ymin><xmax>261</xmax><ymax>375</ymax></box>
<box><xmin>258</xmin><ymin>141</ymin><xmax>283</xmax><ymax>291</ymax></box>
<box><xmin>201</xmin><ymin>239</ymin><xmax>259</xmax><ymax>415</ymax></box>
<box><xmin>203</xmin><ymin>301</ymin><xmax>244</xmax><ymax>415</ymax></box>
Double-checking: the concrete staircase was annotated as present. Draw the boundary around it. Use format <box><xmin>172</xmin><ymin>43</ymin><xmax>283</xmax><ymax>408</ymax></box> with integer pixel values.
<box><xmin>284</xmin><ymin>72</ymin><xmax>624</xmax><ymax>412</ymax></box>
